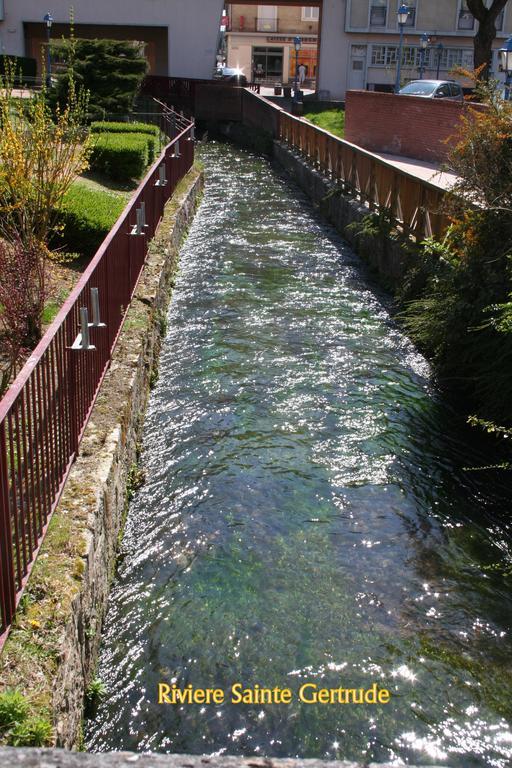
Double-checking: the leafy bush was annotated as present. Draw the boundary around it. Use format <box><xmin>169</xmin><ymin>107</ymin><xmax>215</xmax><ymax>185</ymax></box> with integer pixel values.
<box><xmin>90</xmin><ymin>132</ymin><xmax>149</xmax><ymax>181</ymax></box>
<box><xmin>0</xmin><ymin>690</ymin><xmax>29</xmax><ymax>729</ymax></box>
<box><xmin>0</xmin><ymin>689</ymin><xmax>52</xmax><ymax>747</ymax></box>
<box><xmin>145</xmin><ymin>134</ymin><xmax>158</xmax><ymax>163</ymax></box>
<box><xmin>91</xmin><ymin>133</ymin><xmax>149</xmax><ymax>181</ymax></box>
<box><xmin>399</xmin><ymin>74</ymin><xmax>512</xmax><ymax>426</ymax></box>
<box><xmin>0</xmin><ymin>238</ymin><xmax>49</xmax><ymax>395</ymax></box>
<box><xmin>85</xmin><ymin>678</ymin><xmax>107</xmax><ymax>702</ymax></box>
<box><xmin>56</xmin><ymin>181</ymin><xmax>126</xmax><ymax>257</ymax></box>
<box><xmin>303</xmin><ymin>108</ymin><xmax>345</xmax><ymax>138</ymax></box>
<box><xmin>10</xmin><ymin>716</ymin><xmax>53</xmax><ymax>747</ymax></box>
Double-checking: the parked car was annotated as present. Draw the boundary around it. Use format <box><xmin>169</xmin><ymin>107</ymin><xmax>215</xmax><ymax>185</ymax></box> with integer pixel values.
<box><xmin>214</xmin><ymin>67</ymin><xmax>248</xmax><ymax>86</ymax></box>
<box><xmin>399</xmin><ymin>80</ymin><xmax>464</xmax><ymax>101</ymax></box>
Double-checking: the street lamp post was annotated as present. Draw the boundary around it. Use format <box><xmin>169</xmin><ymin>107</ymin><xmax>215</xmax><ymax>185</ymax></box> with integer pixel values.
<box><xmin>499</xmin><ymin>36</ymin><xmax>512</xmax><ymax>100</ymax></box>
<box><xmin>293</xmin><ymin>35</ymin><xmax>302</xmax><ymax>102</ymax></box>
<box><xmin>419</xmin><ymin>33</ymin><xmax>429</xmax><ymax>79</ymax></box>
<box><xmin>436</xmin><ymin>42</ymin><xmax>444</xmax><ymax>79</ymax></box>
<box><xmin>43</xmin><ymin>12</ymin><xmax>53</xmax><ymax>88</ymax></box>
<box><xmin>394</xmin><ymin>5</ymin><xmax>410</xmax><ymax>94</ymax></box>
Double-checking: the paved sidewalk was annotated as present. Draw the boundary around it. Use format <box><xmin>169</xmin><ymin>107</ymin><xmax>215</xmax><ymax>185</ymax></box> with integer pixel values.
<box><xmin>372</xmin><ymin>152</ymin><xmax>458</xmax><ymax>191</ymax></box>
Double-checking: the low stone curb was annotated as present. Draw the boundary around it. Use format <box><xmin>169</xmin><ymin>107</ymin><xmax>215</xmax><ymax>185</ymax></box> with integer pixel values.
<box><xmin>0</xmin><ymin>747</ymin><xmax>442</xmax><ymax>768</ymax></box>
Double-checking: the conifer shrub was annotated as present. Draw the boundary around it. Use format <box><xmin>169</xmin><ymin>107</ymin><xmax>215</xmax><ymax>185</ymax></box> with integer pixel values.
<box><xmin>51</xmin><ymin>39</ymin><xmax>148</xmax><ymax>119</ymax></box>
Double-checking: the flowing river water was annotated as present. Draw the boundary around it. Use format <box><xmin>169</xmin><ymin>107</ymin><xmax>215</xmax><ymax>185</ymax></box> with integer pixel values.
<box><xmin>86</xmin><ymin>142</ymin><xmax>512</xmax><ymax>766</ymax></box>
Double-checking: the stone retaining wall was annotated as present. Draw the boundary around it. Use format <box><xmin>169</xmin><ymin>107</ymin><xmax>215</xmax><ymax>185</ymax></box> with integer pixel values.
<box><xmin>0</xmin><ymin>167</ymin><xmax>203</xmax><ymax>750</ymax></box>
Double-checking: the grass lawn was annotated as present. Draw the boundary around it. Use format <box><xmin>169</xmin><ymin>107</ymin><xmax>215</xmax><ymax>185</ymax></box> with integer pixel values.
<box><xmin>303</xmin><ymin>108</ymin><xmax>345</xmax><ymax>139</ymax></box>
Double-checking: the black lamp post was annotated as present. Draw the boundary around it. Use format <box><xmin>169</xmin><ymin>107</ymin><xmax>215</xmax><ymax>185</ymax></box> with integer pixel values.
<box><xmin>394</xmin><ymin>5</ymin><xmax>410</xmax><ymax>94</ymax></box>
<box><xmin>499</xmin><ymin>36</ymin><xmax>512</xmax><ymax>100</ymax></box>
<box><xmin>293</xmin><ymin>35</ymin><xmax>301</xmax><ymax>102</ymax></box>
<box><xmin>43</xmin><ymin>12</ymin><xmax>53</xmax><ymax>88</ymax></box>
<box><xmin>436</xmin><ymin>42</ymin><xmax>444</xmax><ymax>79</ymax></box>
<box><xmin>419</xmin><ymin>33</ymin><xmax>429</xmax><ymax>79</ymax></box>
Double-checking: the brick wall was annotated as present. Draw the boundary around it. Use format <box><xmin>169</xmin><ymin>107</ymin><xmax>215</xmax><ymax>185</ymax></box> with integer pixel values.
<box><xmin>344</xmin><ymin>90</ymin><xmax>485</xmax><ymax>164</ymax></box>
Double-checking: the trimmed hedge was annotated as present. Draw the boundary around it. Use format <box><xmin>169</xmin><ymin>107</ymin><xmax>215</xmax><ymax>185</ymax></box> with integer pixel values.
<box><xmin>56</xmin><ymin>181</ymin><xmax>126</xmax><ymax>257</ymax></box>
<box><xmin>90</xmin><ymin>121</ymin><xmax>159</xmax><ymax>137</ymax></box>
<box><xmin>90</xmin><ymin>133</ymin><xmax>149</xmax><ymax>181</ymax></box>
<box><xmin>91</xmin><ymin>122</ymin><xmax>160</xmax><ymax>164</ymax></box>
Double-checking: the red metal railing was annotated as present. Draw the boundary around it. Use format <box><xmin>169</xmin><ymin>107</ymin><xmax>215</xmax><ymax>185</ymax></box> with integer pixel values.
<box><xmin>0</xmin><ymin>114</ymin><xmax>195</xmax><ymax>646</ymax></box>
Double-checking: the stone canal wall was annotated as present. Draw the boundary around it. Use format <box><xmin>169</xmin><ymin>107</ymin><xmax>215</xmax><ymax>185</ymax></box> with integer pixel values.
<box><xmin>0</xmin><ymin>167</ymin><xmax>203</xmax><ymax>749</ymax></box>
<box><xmin>272</xmin><ymin>141</ymin><xmax>410</xmax><ymax>289</ymax></box>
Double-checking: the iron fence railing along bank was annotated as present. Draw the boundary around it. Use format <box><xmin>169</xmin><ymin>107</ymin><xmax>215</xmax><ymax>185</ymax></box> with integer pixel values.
<box><xmin>0</xmin><ymin>113</ymin><xmax>195</xmax><ymax>646</ymax></box>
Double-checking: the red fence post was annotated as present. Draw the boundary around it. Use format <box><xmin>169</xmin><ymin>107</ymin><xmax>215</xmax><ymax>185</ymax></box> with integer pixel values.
<box><xmin>0</xmin><ymin>421</ymin><xmax>16</xmax><ymax>632</ymax></box>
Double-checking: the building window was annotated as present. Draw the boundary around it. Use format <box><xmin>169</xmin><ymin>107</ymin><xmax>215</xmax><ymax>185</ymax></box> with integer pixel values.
<box><xmin>370</xmin><ymin>0</ymin><xmax>387</xmax><ymax>27</ymax></box>
<box><xmin>371</xmin><ymin>45</ymin><xmax>386</xmax><ymax>65</ymax></box>
<box><xmin>458</xmin><ymin>1</ymin><xmax>475</xmax><ymax>30</ymax></box>
<box><xmin>401</xmin><ymin>45</ymin><xmax>421</xmax><ymax>66</ymax></box>
<box><xmin>301</xmin><ymin>7</ymin><xmax>319</xmax><ymax>22</ymax></box>
<box><xmin>439</xmin><ymin>46</ymin><xmax>473</xmax><ymax>69</ymax></box>
<box><xmin>371</xmin><ymin>45</ymin><xmax>398</xmax><ymax>66</ymax></box>
<box><xmin>371</xmin><ymin>44</ymin><xmax>436</xmax><ymax>68</ymax></box>
<box><xmin>253</xmin><ymin>46</ymin><xmax>284</xmax><ymax>79</ymax></box>
<box><xmin>401</xmin><ymin>0</ymin><xmax>416</xmax><ymax>27</ymax></box>
<box><xmin>371</xmin><ymin>43</ymin><xmax>473</xmax><ymax>72</ymax></box>
<box><xmin>257</xmin><ymin>5</ymin><xmax>278</xmax><ymax>32</ymax></box>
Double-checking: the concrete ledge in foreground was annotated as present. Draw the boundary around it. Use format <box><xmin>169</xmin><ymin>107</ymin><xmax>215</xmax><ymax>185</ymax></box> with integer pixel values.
<box><xmin>0</xmin><ymin>747</ymin><xmax>444</xmax><ymax>768</ymax></box>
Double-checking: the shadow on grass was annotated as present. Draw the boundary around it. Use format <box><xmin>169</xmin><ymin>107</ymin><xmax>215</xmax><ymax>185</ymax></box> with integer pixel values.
<box><xmin>80</xmin><ymin>170</ymin><xmax>139</xmax><ymax>197</ymax></box>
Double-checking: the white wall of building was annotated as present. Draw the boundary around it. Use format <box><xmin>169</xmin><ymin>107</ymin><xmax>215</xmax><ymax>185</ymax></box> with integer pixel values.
<box><xmin>0</xmin><ymin>0</ymin><xmax>224</xmax><ymax>79</ymax></box>
<box><xmin>317</xmin><ymin>0</ymin><xmax>350</xmax><ymax>98</ymax></box>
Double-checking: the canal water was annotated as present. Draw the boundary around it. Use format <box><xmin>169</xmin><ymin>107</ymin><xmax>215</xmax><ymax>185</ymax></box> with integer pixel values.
<box><xmin>86</xmin><ymin>142</ymin><xmax>512</xmax><ymax>766</ymax></box>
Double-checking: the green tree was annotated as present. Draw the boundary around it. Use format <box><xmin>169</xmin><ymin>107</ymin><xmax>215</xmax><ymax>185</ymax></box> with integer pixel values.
<box><xmin>466</xmin><ymin>0</ymin><xmax>510</xmax><ymax>78</ymax></box>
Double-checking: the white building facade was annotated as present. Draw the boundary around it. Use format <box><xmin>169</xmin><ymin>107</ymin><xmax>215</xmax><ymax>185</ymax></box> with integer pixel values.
<box><xmin>0</xmin><ymin>0</ymin><xmax>224</xmax><ymax>79</ymax></box>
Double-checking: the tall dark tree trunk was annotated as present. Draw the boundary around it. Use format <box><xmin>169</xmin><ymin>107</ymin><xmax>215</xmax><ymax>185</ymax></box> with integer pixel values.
<box><xmin>467</xmin><ymin>0</ymin><xmax>509</xmax><ymax>80</ymax></box>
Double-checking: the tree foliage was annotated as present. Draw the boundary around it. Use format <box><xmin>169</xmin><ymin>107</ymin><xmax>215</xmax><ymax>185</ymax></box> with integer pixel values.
<box><xmin>466</xmin><ymin>0</ymin><xmax>510</xmax><ymax>78</ymax></box>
